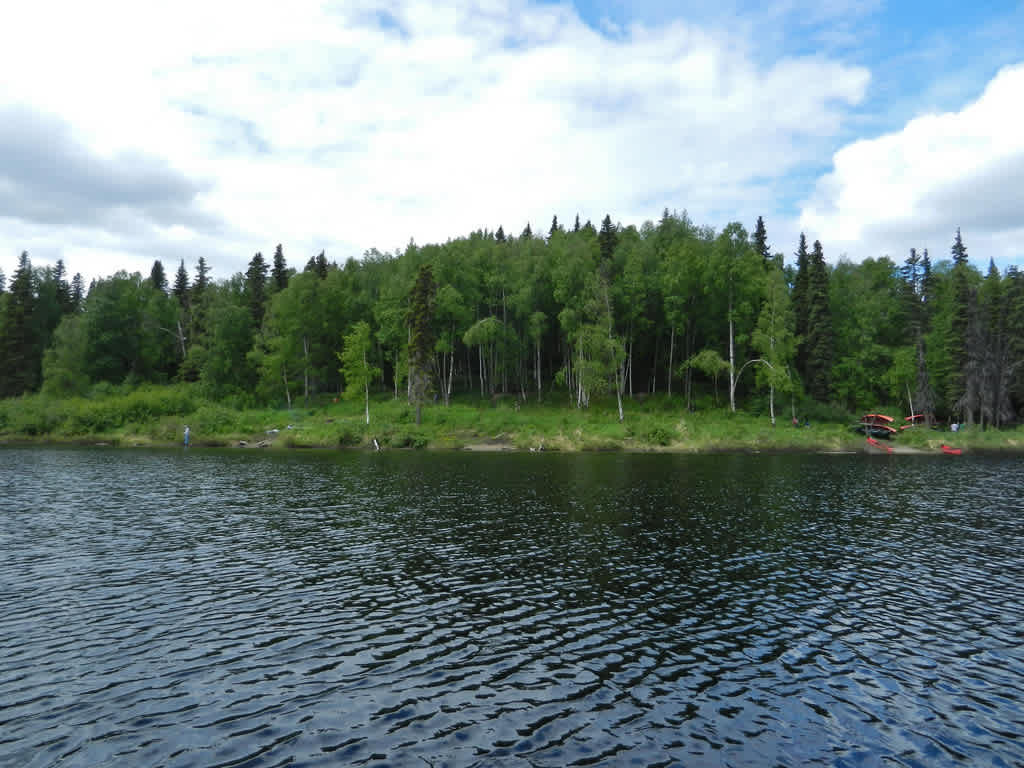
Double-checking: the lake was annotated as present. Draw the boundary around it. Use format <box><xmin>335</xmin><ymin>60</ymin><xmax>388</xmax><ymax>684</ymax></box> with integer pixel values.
<box><xmin>1</xmin><ymin>446</ymin><xmax>1022</xmax><ymax>767</ymax></box>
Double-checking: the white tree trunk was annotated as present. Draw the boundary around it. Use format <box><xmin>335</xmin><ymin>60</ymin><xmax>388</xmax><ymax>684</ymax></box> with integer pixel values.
<box><xmin>535</xmin><ymin>337</ymin><xmax>542</xmax><ymax>402</ymax></box>
<box><xmin>728</xmin><ymin>304</ymin><xmax>736</xmax><ymax>412</ymax></box>
<box><xmin>364</xmin><ymin>349</ymin><xmax>370</xmax><ymax>425</ymax></box>
<box><xmin>302</xmin><ymin>335</ymin><xmax>310</xmax><ymax>404</ymax></box>
<box><xmin>667</xmin><ymin>326</ymin><xmax>675</xmax><ymax>398</ymax></box>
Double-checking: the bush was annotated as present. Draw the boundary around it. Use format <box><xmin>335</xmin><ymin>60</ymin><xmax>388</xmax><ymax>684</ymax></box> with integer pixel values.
<box><xmin>190</xmin><ymin>403</ymin><xmax>238</xmax><ymax>435</ymax></box>
<box><xmin>646</xmin><ymin>425</ymin><xmax>676</xmax><ymax>446</ymax></box>
<box><xmin>337</xmin><ymin>425</ymin><xmax>363</xmax><ymax>446</ymax></box>
<box><xmin>799</xmin><ymin>400</ymin><xmax>854</xmax><ymax>424</ymax></box>
<box><xmin>388</xmin><ymin>430</ymin><xmax>428</xmax><ymax>449</ymax></box>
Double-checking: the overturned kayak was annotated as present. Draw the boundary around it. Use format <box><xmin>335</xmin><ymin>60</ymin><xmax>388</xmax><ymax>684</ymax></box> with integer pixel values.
<box><xmin>941</xmin><ymin>444</ymin><xmax>962</xmax><ymax>455</ymax></box>
<box><xmin>867</xmin><ymin>436</ymin><xmax>893</xmax><ymax>454</ymax></box>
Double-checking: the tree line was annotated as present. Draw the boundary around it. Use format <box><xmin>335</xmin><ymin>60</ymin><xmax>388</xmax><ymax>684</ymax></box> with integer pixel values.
<box><xmin>2</xmin><ymin>212</ymin><xmax>1022</xmax><ymax>427</ymax></box>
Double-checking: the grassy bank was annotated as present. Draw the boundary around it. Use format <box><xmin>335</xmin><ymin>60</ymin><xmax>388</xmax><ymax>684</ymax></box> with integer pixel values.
<box><xmin>1</xmin><ymin>383</ymin><xmax>1021</xmax><ymax>454</ymax></box>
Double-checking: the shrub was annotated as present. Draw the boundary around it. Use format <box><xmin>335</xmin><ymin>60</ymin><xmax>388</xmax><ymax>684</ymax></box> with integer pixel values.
<box><xmin>337</xmin><ymin>425</ymin><xmax>363</xmax><ymax>446</ymax></box>
<box><xmin>389</xmin><ymin>430</ymin><xmax>428</xmax><ymax>449</ymax></box>
<box><xmin>646</xmin><ymin>425</ymin><xmax>675</xmax><ymax>446</ymax></box>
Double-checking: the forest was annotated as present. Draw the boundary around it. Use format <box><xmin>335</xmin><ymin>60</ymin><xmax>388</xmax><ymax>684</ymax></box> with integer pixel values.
<box><xmin>1</xmin><ymin>211</ymin><xmax>1022</xmax><ymax>430</ymax></box>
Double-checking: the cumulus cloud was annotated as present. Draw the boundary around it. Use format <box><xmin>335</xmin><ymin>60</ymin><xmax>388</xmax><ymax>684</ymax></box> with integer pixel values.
<box><xmin>799</xmin><ymin>63</ymin><xmax>1024</xmax><ymax>264</ymax></box>
<box><xmin>0</xmin><ymin>0</ymin><xmax>869</xmax><ymax>282</ymax></box>
<box><xmin>0</xmin><ymin>106</ymin><xmax>217</xmax><ymax>231</ymax></box>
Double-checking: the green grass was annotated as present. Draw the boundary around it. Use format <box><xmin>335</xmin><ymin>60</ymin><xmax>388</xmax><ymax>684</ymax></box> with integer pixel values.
<box><xmin>2</xmin><ymin>383</ymin><xmax>1022</xmax><ymax>453</ymax></box>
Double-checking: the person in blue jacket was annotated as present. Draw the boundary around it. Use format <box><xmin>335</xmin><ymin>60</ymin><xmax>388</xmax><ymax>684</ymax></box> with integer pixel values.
<box><xmin>184</xmin><ymin>425</ymin><xmax>190</xmax><ymax>447</ymax></box>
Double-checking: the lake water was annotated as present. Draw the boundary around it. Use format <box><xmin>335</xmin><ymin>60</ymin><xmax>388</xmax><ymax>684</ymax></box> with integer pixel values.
<box><xmin>1</xmin><ymin>446</ymin><xmax>1022</xmax><ymax>767</ymax></box>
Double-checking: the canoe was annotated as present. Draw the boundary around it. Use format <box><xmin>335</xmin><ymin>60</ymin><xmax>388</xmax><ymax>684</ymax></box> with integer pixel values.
<box><xmin>941</xmin><ymin>444</ymin><xmax>961</xmax><ymax>455</ymax></box>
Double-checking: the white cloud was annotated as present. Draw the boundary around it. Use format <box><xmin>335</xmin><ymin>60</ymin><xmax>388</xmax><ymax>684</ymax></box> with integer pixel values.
<box><xmin>799</xmin><ymin>63</ymin><xmax>1024</xmax><ymax>265</ymax></box>
<box><xmin>1</xmin><ymin>0</ymin><xmax>868</xmax><ymax>284</ymax></box>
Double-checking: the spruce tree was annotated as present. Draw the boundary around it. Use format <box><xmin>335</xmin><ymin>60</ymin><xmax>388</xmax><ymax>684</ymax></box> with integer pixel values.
<box><xmin>598</xmin><ymin>214</ymin><xmax>618</xmax><ymax>261</ymax></box>
<box><xmin>573</xmin><ymin>213</ymin><xmax>581</xmax><ymax>233</ymax></box>
<box><xmin>548</xmin><ymin>215</ymin><xmax>560</xmax><ymax>240</ymax></box>
<box><xmin>70</xmin><ymin>273</ymin><xmax>84</xmax><ymax>313</ymax></box>
<box><xmin>149</xmin><ymin>260</ymin><xmax>168</xmax><ymax>293</ymax></box>
<box><xmin>900</xmin><ymin>248</ymin><xmax>936</xmax><ymax>423</ymax></box>
<box><xmin>521</xmin><ymin>222</ymin><xmax>532</xmax><ymax>239</ymax></box>
<box><xmin>173</xmin><ymin>260</ymin><xmax>190</xmax><ymax>308</ymax></box>
<box><xmin>0</xmin><ymin>268</ymin><xmax>6</xmax><ymax>294</ymax></box>
<box><xmin>193</xmin><ymin>256</ymin><xmax>210</xmax><ymax>300</ymax></box>
<box><xmin>305</xmin><ymin>251</ymin><xmax>329</xmax><ymax>278</ymax></box>
<box><xmin>2</xmin><ymin>251</ymin><xmax>38</xmax><ymax>395</ymax></box>
<box><xmin>948</xmin><ymin>229</ymin><xmax>973</xmax><ymax>419</ymax></box>
<box><xmin>495</xmin><ymin>225</ymin><xmax>505</xmax><ymax>243</ymax></box>
<box><xmin>752</xmin><ymin>216</ymin><xmax>771</xmax><ymax>266</ymax></box>
<box><xmin>245</xmin><ymin>251</ymin><xmax>269</xmax><ymax>328</ymax></box>
<box><xmin>977</xmin><ymin>259</ymin><xmax>1011</xmax><ymax>428</ymax></box>
<box><xmin>951</xmin><ymin>227</ymin><xmax>968</xmax><ymax>265</ymax></box>
<box><xmin>407</xmin><ymin>263</ymin><xmax>437</xmax><ymax>424</ymax></box>
<box><xmin>271</xmin><ymin>244</ymin><xmax>288</xmax><ymax>291</ymax></box>
<box><xmin>792</xmin><ymin>233</ymin><xmax>810</xmax><ymax>378</ymax></box>
<box><xmin>804</xmin><ymin>240</ymin><xmax>833</xmax><ymax>401</ymax></box>
<box><xmin>53</xmin><ymin>259</ymin><xmax>72</xmax><ymax>314</ymax></box>
<box><xmin>1004</xmin><ymin>266</ymin><xmax>1024</xmax><ymax>412</ymax></box>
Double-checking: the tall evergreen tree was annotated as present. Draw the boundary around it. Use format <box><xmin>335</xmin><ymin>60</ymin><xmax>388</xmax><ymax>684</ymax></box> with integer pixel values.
<box><xmin>573</xmin><ymin>214</ymin><xmax>581</xmax><ymax>233</ymax></box>
<box><xmin>271</xmin><ymin>244</ymin><xmax>289</xmax><ymax>292</ymax></box>
<box><xmin>53</xmin><ymin>259</ymin><xmax>72</xmax><ymax>314</ymax></box>
<box><xmin>951</xmin><ymin>228</ymin><xmax>968</xmax><ymax>266</ymax></box>
<box><xmin>1</xmin><ymin>252</ymin><xmax>38</xmax><ymax>395</ymax></box>
<box><xmin>752</xmin><ymin>216</ymin><xmax>771</xmax><ymax>266</ymax></box>
<box><xmin>1004</xmin><ymin>266</ymin><xmax>1024</xmax><ymax>415</ymax></box>
<box><xmin>973</xmin><ymin>259</ymin><xmax>1016</xmax><ymax>429</ymax></box>
<box><xmin>899</xmin><ymin>248</ymin><xmax>936</xmax><ymax>423</ymax></box>
<box><xmin>407</xmin><ymin>263</ymin><xmax>437</xmax><ymax>425</ymax></box>
<box><xmin>70</xmin><ymin>273</ymin><xmax>85</xmax><ymax>313</ymax></box>
<box><xmin>598</xmin><ymin>214</ymin><xmax>618</xmax><ymax>261</ymax></box>
<box><xmin>548</xmin><ymin>215</ymin><xmax>561</xmax><ymax>240</ymax></box>
<box><xmin>193</xmin><ymin>256</ymin><xmax>211</xmax><ymax>300</ymax></box>
<box><xmin>0</xmin><ymin>268</ymin><xmax>6</xmax><ymax>294</ymax></box>
<box><xmin>245</xmin><ymin>251</ymin><xmax>269</xmax><ymax>328</ymax></box>
<box><xmin>173</xmin><ymin>260</ymin><xmax>190</xmax><ymax>308</ymax></box>
<box><xmin>920</xmin><ymin>249</ymin><xmax>934</xmax><ymax>311</ymax></box>
<box><xmin>792</xmin><ymin>233</ymin><xmax>811</xmax><ymax>379</ymax></box>
<box><xmin>521</xmin><ymin>222</ymin><xmax>533</xmax><ymax>239</ymax></box>
<box><xmin>149</xmin><ymin>260</ymin><xmax>168</xmax><ymax>293</ymax></box>
<box><xmin>495</xmin><ymin>225</ymin><xmax>505</xmax><ymax>243</ymax></box>
<box><xmin>948</xmin><ymin>229</ymin><xmax>973</xmax><ymax>420</ymax></box>
<box><xmin>804</xmin><ymin>239</ymin><xmax>833</xmax><ymax>401</ymax></box>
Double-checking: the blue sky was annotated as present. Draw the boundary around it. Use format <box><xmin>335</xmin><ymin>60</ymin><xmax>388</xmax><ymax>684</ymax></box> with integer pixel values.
<box><xmin>1</xmin><ymin>0</ymin><xmax>1022</xmax><ymax>284</ymax></box>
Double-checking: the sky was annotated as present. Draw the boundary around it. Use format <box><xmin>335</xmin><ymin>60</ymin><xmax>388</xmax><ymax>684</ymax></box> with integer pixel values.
<box><xmin>1</xmin><ymin>0</ymin><xmax>1022</xmax><ymax>286</ymax></box>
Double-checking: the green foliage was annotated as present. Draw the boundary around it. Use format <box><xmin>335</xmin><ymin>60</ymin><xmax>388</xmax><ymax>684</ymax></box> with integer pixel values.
<box><xmin>2</xmin><ymin>210</ymin><xmax>1021</xmax><ymax>430</ymax></box>
<box><xmin>646</xmin><ymin>424</ymin><xmax>676</xmax><ymax>445</ymax></box>
<box><xmin>338</xmin><ymin>320</ymin><xmax>381</xmax><ymax>424</ymax></box>
<box><xmin>407</xmin><ymin>264</ymin><xmax>437</xmax><ymax>421</ymax></box>
<box><xmin>42</xmin><ymin>315</ymin><xmax>89</xmax><ymax>397</ymax></box>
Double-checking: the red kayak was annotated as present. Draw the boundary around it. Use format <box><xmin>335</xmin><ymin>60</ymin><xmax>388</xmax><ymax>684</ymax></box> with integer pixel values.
<box><xmin>867</xmin><ymin>436</ymin><xmax>893</xmax><ymax>454</ymax></box>
<box><xmin>941</xmin><ymin>444</ymin><xmax>961</xmax><ymax>455</ymax></box>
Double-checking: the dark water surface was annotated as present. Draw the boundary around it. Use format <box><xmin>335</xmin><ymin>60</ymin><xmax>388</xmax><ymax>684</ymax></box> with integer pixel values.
<box><xmin>1</xmin><ymin>446</ymin><xmax>1022</xmax><ymax>767</ymax></box>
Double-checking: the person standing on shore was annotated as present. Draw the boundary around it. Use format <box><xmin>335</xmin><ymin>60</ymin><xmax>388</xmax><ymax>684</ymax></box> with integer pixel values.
<box><xmin>184</xmin><ymin>425</ymin><xmax>190</xmax><ymax>447</ymax></box>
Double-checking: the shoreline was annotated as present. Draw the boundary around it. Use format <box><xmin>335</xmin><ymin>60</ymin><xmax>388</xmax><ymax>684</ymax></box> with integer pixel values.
<box><xmin>1</xmin><ymin>432</ymin><xmax>1015</xmax><ymax>456</ymax></box>
<box><xmin>3</xmin><ymin>386</ymin><xmax>1019</xmax><ymax>456</ymax></box>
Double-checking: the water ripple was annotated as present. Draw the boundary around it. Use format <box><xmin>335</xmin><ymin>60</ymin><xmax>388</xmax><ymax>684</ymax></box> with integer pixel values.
<box><xmin>1</xmin><ymin>447</ymin><xmax>1023</xmax><ymax>767</ymax></box>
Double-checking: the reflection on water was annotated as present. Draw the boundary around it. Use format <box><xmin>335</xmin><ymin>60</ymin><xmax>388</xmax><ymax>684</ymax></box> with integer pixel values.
<box><xmin>1</xmin><ymin>446</ymin><xmax>1023</xmax><ymax>767</ymax></box>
